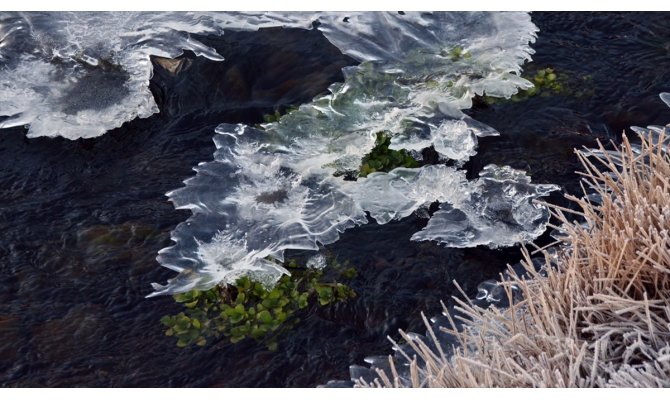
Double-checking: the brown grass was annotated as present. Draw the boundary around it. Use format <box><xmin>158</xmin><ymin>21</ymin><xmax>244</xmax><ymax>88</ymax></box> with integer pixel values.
<box><xmin>357</xmin><ymin>131</ymin><xmax>670</xmax><ymax>388</ymax></box>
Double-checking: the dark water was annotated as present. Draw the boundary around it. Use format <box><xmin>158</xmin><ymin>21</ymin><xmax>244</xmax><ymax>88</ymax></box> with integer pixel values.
<box><xmin>1</xmin><ymin>12</ymin><xmax>670</xmax><ymax>387</ymax></box>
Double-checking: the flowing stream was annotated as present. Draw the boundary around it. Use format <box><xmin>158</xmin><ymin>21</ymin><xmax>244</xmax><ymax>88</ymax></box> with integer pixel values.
<box><xmin>1</xmin><ymin>12</ymin><xmax>670</xmax><ymax>387</ymax></box>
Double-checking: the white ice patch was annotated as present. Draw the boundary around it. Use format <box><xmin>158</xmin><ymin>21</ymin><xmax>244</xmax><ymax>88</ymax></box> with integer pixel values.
<box><xmin>306</xmin><ymin>254</ymin><xmax>328</xmax><ymax>270</ymax></box>
<box><xmin>0</xmin><ymin>13</ymin><xmax>337</xmax><ymax>138</ymax></box>
<box><xmin>410</xmin><ymin>165</ymin><xmax>558</xmax><ymax>248</ymax></box>
<box><xmin>0</xmin><ymin>12</ymin><xmax>317</xmax><ymax>139</ymax></box>
<box><xmin>1</xmin><ymin>11</ymin><xmax>536</xmax><ymax>140</ymax></box>
<box><xmin>148</xmin><ymin>12</ymin><xmax>557</xmax><ymax>296</ymax></box>
<box><xmin>625</xmin><ymin>94</ymin><xmax>670</xmax><ymax>157</ymax></box>
<box><xmin>660</xmin><ymin>92</ymin><xmax>670</xmax><ymax>108</ymax></box>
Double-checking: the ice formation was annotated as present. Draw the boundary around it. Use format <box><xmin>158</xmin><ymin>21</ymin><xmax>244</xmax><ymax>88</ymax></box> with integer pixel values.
<box><xmin>0</xmin><ymin>11</ymin><xmax>557</xmax><ymax>295</ymax></box>
<box><xmin>596</xmin><ymin>92</ymin><xmax>670</xmax><ymax>168</ymax></box>
<box><xmin>149</xmin><ymin>12</ymin><xmax>559</xmax><ymax>296</ymax></box>
<box><xmin>1</xmin><ymin>12</ymin><xmax>211</xmax><ymax>138</ymax></box>
<box><xmin>0</xmin><ymin>12</ymin><xmax>325</xmax><ymax>138</ymax></box>
<box><xmin>0</xmin><ymin>11</ymin><xmax>536</xmax><ymax>140</ymax></box>
<box><xmin>660</xmin><ymin>92</ymin><xmax>670</xmax><ymax>108</ymax></box>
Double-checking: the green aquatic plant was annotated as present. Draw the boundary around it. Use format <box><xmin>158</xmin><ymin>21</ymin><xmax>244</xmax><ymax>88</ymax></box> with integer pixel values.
<box><xmin>160</xmin><ymin>257</ymin><xmax>357</xmax><ymax>350</ymax></box>
<box><xmin>261</xmin><ymin>104</ymin><xmax>300</xmax><ymax>124</ymax></box>
<box><xmin>441</xmin><ymin>46</ymin><xmax>472</xmax><ymax>61</ymax></box>
<box><xmin>262</xmin><ymin>109</ymin><xmax>284</xmax><ymax>124</ymax></box>
<box><xmin>359</xmin><ymin>132</ymin><xmax>420</xmax><ymax>177</ymax></box>
<box><xmin>483</xmin><ymin>67</ymin><xmax>594</xmax><ymax>105</ymax></box>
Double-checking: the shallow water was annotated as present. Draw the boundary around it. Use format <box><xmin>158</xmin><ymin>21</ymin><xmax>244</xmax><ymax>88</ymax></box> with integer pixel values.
<box><xmin>1</xmin><ymin>12</ymin><xmax>670</xmax><ymax>387</ymax></box>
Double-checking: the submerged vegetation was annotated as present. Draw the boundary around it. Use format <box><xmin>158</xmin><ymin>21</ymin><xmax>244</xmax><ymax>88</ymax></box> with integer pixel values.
<box><xmin>260</xmin><ymin>105</ymin><xmax>300</xmax><ymax>124</ymax></box>
<box><xmin>161</xmin><ymin>256</ymin><xmax>357</xmax><ymax>350</ymax></box>
<box><xmin>359</xmin><ymin>132</ymin><xmax>420</xmax><ymax>177</ymax></box>
<box><xmin>262</xmin><ymin>114</ymin><xmax>421</xmax><ymax>179</ymax></box>
<box><xmin>445</xmin><ymin>46</ymin><xmax>472</xmax><ymax>61</ymax></box>
<box><xmin>359</xmin><ymin>131</ymin><xmax>670</xmax><ymax>388</ymax></box>
<box><xmin>483</xmin><ymin>66</ymin><xmax>594</xmax><ymax>105</ymax></box>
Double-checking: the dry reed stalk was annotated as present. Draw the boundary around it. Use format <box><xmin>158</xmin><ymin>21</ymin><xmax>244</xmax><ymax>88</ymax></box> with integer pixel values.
<box><xmin>358</xmin><ymin>130</ymin><xmax>670</xmax><ymax>388</ymax></box>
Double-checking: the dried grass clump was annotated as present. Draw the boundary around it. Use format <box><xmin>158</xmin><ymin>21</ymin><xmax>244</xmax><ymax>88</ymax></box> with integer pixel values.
<box><xmin>359</xmin><ymin>131</ymin><xmax>670</xmax><ymax>388</ymax></box>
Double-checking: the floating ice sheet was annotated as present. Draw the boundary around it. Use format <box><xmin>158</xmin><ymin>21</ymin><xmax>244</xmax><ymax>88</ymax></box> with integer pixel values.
<box><xmin>1</xmin><ymin>11</ymin><xmax>535</xmax><ymax>141</ymax></box>
<box><xmin>0</xmin><ymin>12</ymin><xmax>223</xmax><ymax>138</ymax></box>
<box><xmin>149</xmin><ymin>12</ymin><xmax>557</xmax><ymax>296</ymax></box>
<box><xmin>660</xmin><ymin>92</ymin><xmax>670</xmax><ymax>108</ymax></box>
<box><xmin>410</xmin><ymin>165</ymin><xmax>558</xmax><ymax>248</ymax></box>
<box><xmin>0</xmin><ymin>11</ymin><xmax>554</xmax><ymax>295</ymax></box>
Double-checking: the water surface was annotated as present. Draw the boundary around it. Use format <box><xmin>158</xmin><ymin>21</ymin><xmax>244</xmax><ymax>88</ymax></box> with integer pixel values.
<box><xmin>1</xmin><ymin>12</ymin><xmax>670</xmax><ymax>387</ymax></box>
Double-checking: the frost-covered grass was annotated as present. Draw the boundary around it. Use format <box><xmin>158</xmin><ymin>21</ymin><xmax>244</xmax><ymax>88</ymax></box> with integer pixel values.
<box><xmin>359</xmin><ymin>130</ymin><xmax>670</xmax><ymax>388</ymax></box>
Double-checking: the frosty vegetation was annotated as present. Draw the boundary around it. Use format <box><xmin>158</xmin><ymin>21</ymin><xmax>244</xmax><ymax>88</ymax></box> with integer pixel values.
<box><xmin>353</xmin><ymin>95</ymin><xmax>670</xmax><ymax>387</ymax></box>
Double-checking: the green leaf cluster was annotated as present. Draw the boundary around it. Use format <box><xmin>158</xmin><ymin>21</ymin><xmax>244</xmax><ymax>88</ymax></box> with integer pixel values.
<box><xmin>441</xmin><ymin>46</ymin><xmax>472</xmax><ymax>62</ymax></box>
<box><xmin>359</xmin><ymin>132</ymin><xmax>420</xmax><ymax>177</ymax></box>
<box><xmin>483</xmin><ymin>67</ymin><xmax>594</xmax><ymax>105</ymax></box>
<box><xmin>160</xmin><ymin>257</ymin><xmax>357</xmax><ymax>350</ymax></box>
<box><xmin>260</xmin><ymin>105</ymin><xmax>300</xmax><ymax>124</ymax></box>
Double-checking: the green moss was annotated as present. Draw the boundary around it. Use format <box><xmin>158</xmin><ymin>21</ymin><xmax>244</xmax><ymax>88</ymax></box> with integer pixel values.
<box><xmin>358</xmin><ymin>132</ymin><xmax>420</xmax><ymax>178</ymax></box>
<box><xmin>161</xmin><ymin>256</ymin><xmax>357</xmax><ymax>350</ymax></box>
